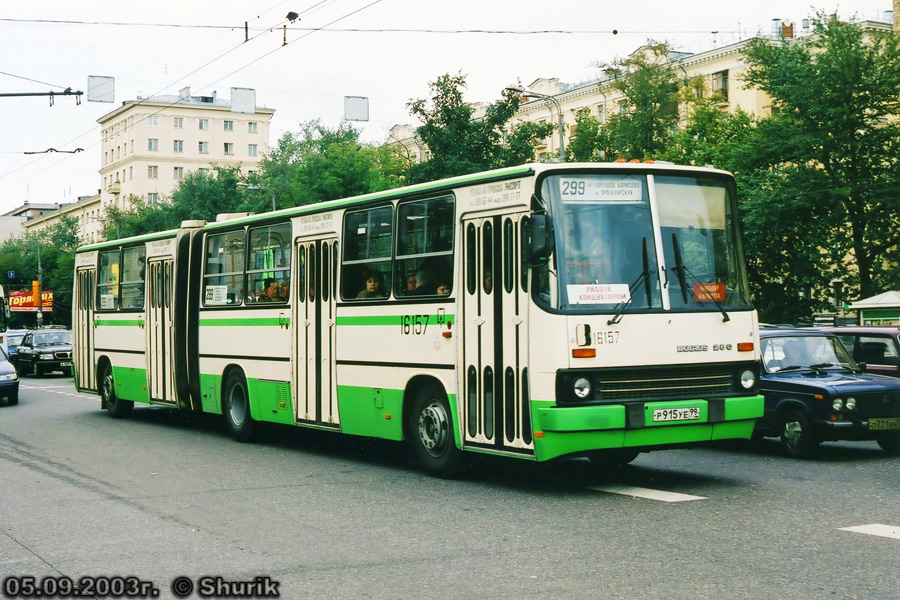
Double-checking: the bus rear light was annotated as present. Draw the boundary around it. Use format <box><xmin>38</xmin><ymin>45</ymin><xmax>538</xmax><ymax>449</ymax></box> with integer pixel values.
<box><xmin>572</xmin><ymin>348</ymin><xmax>596</xmax><ymax>358</ymax></box>
<box><xmin>534</xmin><ymin>431</ymin><xmax>545</xmax><ymax>438</ymax></box>
<box><xmin>737</xmin><ymin>342</ymin><xmax>754</xmax><ymax>352</ymax></box>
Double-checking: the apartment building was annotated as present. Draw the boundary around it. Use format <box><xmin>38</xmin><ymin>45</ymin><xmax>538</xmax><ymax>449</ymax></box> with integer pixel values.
<box><xmin>97</xmin><ymin>86</ymin><xmax>275</xmax><ymax>214</ymax></box>
<box><xmin>507</xmin><ymin>16</ymin><xmax>893</xmax><ymax>160</ymax></box>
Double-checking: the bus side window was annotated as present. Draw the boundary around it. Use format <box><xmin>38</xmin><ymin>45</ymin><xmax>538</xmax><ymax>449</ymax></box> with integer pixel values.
<box><xmin>396</xmin><ymin>196</ymin><xmax>454</xmax><ymax>297</ymax></box>
<box><xmin>120</xmin><ymin>246</ymin><xmax>145</xmax><ymax>309</ymax></box>
<box><xmin>341</xmin><ymin>206</ymin><xmax>393</xmax><ymax>300</ymax></box>
<box><xmin>96</xmin><ymin>249</ymin><xmax>120</xmax><ymax>310</ymax></box>
<box><xmin>246</xmin><ymin>223</ymin><xmax>291</xmax><ymax>304</ymax></box>
<box><xmin>203</xmin><ymin>230</ymin><xmax>245</xmax><ymax>306</ymax></box>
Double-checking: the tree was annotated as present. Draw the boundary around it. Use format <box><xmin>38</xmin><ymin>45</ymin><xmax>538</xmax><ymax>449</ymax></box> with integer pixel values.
<box><xmin>259</xmin><ymin>120</ymin><xmax>406</xmax><ymax>207</ymax></box>
<box><xmin>741</xmin><ymin>14</ymin><xmax>900</xmax><ymax>302</ymax></box>
<box><xmin>598</xmin><ymin>42</ymin><xmax>681</xmax><ymax>159</ymax></box>
<box><xmin>406</xmin><ymin>72</ymin><xmax>552</xmax><ymax>183</ymax></box>
<box><xmin>102</xmin><ymin>195</ymin><xmax>180</xmax><ymax>240</ymax></box>
<box><xmin>567</xmin><ymin>108</ymin><xmax>615</xmax><ymax>162</ymax></box>
<box><xmin>0</xmin><ymin>216</ymin><xmax>80</xmax><ymax>328</ymax></box>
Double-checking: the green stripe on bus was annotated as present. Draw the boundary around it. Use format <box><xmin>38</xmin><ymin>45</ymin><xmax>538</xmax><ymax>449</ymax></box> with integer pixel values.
<box><xmin>94</xmin><ymin>319</ymin><xmax>144</xmax><ymax>326</ymax></box>
<box><xmin>199</xmin><ymin>318</ymin><xmax>287</xmax><ymax>326</ymax></box>
<box><xmin>336</xmin><ymin>314</ymin><xmax>455</xmax><ymax>326</ymax></box>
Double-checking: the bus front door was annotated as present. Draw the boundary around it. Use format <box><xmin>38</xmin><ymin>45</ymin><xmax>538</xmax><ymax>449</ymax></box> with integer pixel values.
<box><xmin>74</xmin><ymin>268</ymin><xmax>96</xmax><ymax>392</ymax></box>
<box><xmin>293</xmin><ymin>237</ymin><xmax>340</xmax><ymax>428</ymax></box>
<box><xmin>461</xmin><ymin>214</ymin><xmax>534</xmax><ymax>455</ymax></box>
<box><xmin>146</xmin><ymin>258</ymin><xmax>176</xmax><ymax>404</ymax></box>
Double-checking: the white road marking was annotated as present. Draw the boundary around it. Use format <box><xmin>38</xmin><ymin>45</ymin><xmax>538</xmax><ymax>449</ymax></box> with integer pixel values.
<box><xmin>588</xmin><ymin>484</ymin><xmax>707</xmax><ymax>502</ymax></box>
<box><xmin>839</xmin><ymin>524</ymin><xmax>900</xmax><ymax>540</ymax></box>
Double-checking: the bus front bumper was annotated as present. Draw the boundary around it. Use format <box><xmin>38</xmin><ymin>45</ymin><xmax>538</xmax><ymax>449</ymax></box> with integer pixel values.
<box><xmin>532</xmin><ymin>395</ymin><xmax>764</xmax><ymax>462</ymax></box>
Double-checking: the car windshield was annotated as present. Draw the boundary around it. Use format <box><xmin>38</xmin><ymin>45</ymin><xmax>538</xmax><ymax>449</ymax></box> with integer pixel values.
<box><xmin>762</xmin><ymin>335</ymin><xmax>856</xmax><ymax>373</ymax></box>
<box><xmin>33</xmin><ymin>331</ymin><xmax>72</xmax><ymax>345</ymax></box>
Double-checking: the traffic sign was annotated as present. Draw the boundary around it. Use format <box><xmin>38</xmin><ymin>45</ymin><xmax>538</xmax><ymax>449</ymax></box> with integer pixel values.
<box><xmin>6</xmin><ymin>270</ymin><xmax>13</xmax><ymax>279</ymax></box>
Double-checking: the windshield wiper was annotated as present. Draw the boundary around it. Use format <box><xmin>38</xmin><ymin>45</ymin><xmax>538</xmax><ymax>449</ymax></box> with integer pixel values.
<box><xmin>608</xmin><ymin>238</ymin><xmax>654</xmax><ymax>325</ymax></box>
<box><xmin>670</xmin><ymin>233</ymin><xmax>730</xmax><ymax>323</ymax></box>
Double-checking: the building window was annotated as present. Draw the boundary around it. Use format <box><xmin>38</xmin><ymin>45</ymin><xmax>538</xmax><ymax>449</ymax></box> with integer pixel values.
<box><xmin>248</xmin><ymin>144</ymin><xmax>258</xmax><ymax>157</ymax></box>
<box><xmin>224</xmin><ymin>120</ymin><xmax>234</xmax><ymax>131</ymax></box>
<box><xmin>174</xmin><ymin>167</ymin><xmax>184</xmax><ymax>180</ymax></box>
<box><xmin>148</xmin><ymin>165</ymin><xmax>158</xmax><ymax>179</ymax></box>
<box><xmin>148</xmin><ymin>193</ymin><xmax>159</xmax><ymax>204</ymax></box>
<box><xmin>199</xmin><ymin>119</ymin><xmax>209</xmax><ymax>130</ymax></box>
<box><xmin>248</xmin><ymin>122</ymin><xmax>258</xmax><ymax>133</ymax></box>
<box><xmin>173</xmin><ymin>117</ymin><xmax>184</xmax><ymax>128</ymax></box>
<box><xmin>712</xmin><ymin>70</ymin><xmax>729</xmax><ymax>101</ymax></box>
<box><xmin>596</xmin><ymin>104</ymin><xmax>606</xmax><ymax>124</ymax></box>
<box><xmin>148</xmin><ymin>115</ymin><xmax>159</xmax><ymax>127</ymax></box>
<box><xmin>199</xmin><ymin>141</ymin><xmax>209</xmax><ymax>154</ymax></box>
<box><xmin>129</xmin><ymin>167</ymin><xmax>132</xmax><ymax>180</ymax></box>
<box><xmin>148</xmin><ymin>138</ymin><xmax>158</xmax><ymax>151</ymax></box>
<box><xmin>174</xmin><ymin>140</ymin><xmax>183</xmax><ymax>153</ymax></box>
<box><xmin>224</xmin><ymin>143</ymin><xmax>234</xmax><ymax>155</ymax></box>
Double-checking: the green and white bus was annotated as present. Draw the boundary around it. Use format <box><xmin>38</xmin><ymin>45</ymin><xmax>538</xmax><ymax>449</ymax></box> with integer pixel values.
<box><xmin>73</xmin><ymin>162</ymin><xmax>764</xmax><ymax>476</ymax></box>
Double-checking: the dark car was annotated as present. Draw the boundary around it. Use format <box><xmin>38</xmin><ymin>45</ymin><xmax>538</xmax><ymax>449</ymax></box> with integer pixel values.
<box><xmin>5</xmin><ymin>329</ymin><xmax>26</xmax><ymax>355</ymax></box>
<box><xmin>822</xmin><ymin>326</ymin><xmax>900</xmax><ymax>379</ymax></box>
<box><xmin>13</xmin><ymin>328</ymin><xmax>73</xmax><ymax>377</ymax></box>
<box><xmin>0</xmin><ymin>345</ymin><xmax>19</xmax><ymax>405</ymax></box>
<box><xmin>757</xmin><ymin>328</ymin><xmax>900</xmax><ymax>458</ymax></box>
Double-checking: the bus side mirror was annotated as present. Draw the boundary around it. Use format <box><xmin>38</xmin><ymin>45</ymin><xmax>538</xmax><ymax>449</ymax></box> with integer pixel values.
<box><xmin>527</xmin><ymin>215</ymin><xmax>553</xmax><ymax>267</ymax></box>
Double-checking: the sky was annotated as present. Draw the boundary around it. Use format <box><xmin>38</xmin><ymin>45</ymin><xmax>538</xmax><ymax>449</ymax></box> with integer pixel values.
<box><xmin>0</xmin><ymin>0</ymin><xmax>890</xmax><ymax>214</ymax></box>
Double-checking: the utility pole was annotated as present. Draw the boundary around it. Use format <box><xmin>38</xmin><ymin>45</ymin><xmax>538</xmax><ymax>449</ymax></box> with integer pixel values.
<box><xmin>35</xmin><ymin>242</ymin><xmax>43</xmax><ymax>328</ymax></box>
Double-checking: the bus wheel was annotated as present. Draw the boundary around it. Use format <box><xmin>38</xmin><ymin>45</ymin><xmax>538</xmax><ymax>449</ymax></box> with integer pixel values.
<box><xmin>410</xmin><ymin>385</ymin><xmax>461</xmax><ymax>478</ymax></box>
<box><xmin>780</xmin><ymin>408</ymin><xmax>818</xmax><ymax>459</ymax></box>
<box><xmin>101</xmin><ymin>364</ymin><xmax>133</xmax><ymax>418</ymax></box>
<box><xmin>223</xmin><ymin>371</ymin><xmax>255</xmax><ymax>443</ymax></box>
<box><xmin>876</xmin><ymin>432</ymin><xmax>900</xmax><ymax>455</ymax></box>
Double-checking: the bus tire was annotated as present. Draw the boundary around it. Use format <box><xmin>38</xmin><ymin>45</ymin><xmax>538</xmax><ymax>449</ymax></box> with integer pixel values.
<box><xmin>779</xmin><ymin>408</ymin><xmax>818</xmax><ymax>459</ymax></box>
<box><xmin>101</xmin><ymin>363</ymin><xmax>133</xmax><ymax>418</ymax></box>
<box><xmin>588</xmin><ymin>448</ymin><xmax>640</xmax><ymax>468</ymax></box>
<box><xmin>223</xmin><ymin>370</ymin><xmax>255</xmax><ymax>443</ymax></box>
<box><xmin>410</xmin><ymin>384</ymin><xmax>461</xmax><ymax>478</ymax></box>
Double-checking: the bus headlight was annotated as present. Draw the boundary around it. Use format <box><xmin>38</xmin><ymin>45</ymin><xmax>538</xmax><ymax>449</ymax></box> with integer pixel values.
<box><xmin>739</xmin><ymin>369</ymin><xmax>756</xmax><ymax>390</ymax></box>
<box><xmin>845</xmin><ymin>397</ymin><xmax>856</xmax><ymax>410</ymax></box>
<box><xmin>573</xmin><ymin>377</ymin><xmax>592</xmax><ymax>399</ymax></box>
<box><xmin>833</xmin><ymin>398</ymin><xmax>844</xmax><ymax>411</ymax></box>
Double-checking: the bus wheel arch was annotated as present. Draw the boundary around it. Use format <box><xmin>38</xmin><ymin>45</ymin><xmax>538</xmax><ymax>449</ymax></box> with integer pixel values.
<box><xmin>404</xmin><ymin>376</ymin><xmax>461</xmax><ymax>478</ymax></box>
<box><xmin>98</xmin><ymin>358</ymin><xmax>133</xmax><ymax>418</ymax></box>
<box><xmin>222</xmin><ymin>366</ymin><xmax>255</xmax><ymax>443</ymax></box>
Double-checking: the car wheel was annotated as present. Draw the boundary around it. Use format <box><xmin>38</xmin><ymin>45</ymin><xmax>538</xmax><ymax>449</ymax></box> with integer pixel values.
<box><xmin>101</xmin><ymin>363</ymin><xmax>133</xmax><ymax>418</ymax></box>
<box><xmin>409</xmin><ymin>384</ymin><xmax>461</xmax><ymax>478</ymax></box>
<box><xmin>780</xmin><ymin>408</ymin><xmax>819</xmax><ymax>459</ymax></box>
<box><xmin>876</xmin><ymin>432</ymin><xmax>900</xmax><ymax>456</ymax></box>
<box><xmin>6</xmin><ymin>392</ymin><xmax>18</xmax><ymax>406</ymax></box>
<box><xmin>223</xmin><ymin>370</ymin><xmax>255</xmax><ymax>442</ymax></box>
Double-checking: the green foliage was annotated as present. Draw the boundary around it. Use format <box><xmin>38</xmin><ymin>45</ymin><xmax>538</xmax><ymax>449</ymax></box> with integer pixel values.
<box><xmin>740</xmin><ymin>14</ymin><xmax>900</xmax><ymax>306</ymax></box>
<box><xmin>259</xmin><ymin>120</ymin><xmax>406</xmax><ymax>207</ymax></box>
<box><xmin>169</xmin><ymin>165</ymin><xmax>247</xmax><ymax>222</ymax></box>
<box><xmin>599</xmin><ymin>42</ymin><xmax>680</xmax><ymax>159</ymax></box>
<box><xmin>102</xmin><ymin>195</ymin><xmax>181</xmax><ymax>239</ymax></box>
<box><xmin>0</xmin><ymin>216</ymin><xmax>80</xmax><ymax>327</ymax></box>
<box><xmin>406</xmin><ymin>73</ymin><xmax>552</xmax><ymax>183</ymax></box>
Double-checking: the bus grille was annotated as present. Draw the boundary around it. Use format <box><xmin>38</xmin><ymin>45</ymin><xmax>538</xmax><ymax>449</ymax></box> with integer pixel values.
<box><xmin>556</xmin><ymin>363</ymin><xmax>748</xmax><ymax>406</ymax></box>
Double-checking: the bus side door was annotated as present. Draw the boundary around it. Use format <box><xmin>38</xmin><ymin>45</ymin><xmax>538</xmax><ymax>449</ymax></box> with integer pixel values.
<box><xmin>461</xmin><ymin>213</ymin><xmax>533</xmax><ymax>454</ymax></box>
<box><xmin>293</xmin><ymin>237</ymin><xmax>340</xmax><ymax>428</ymax></box>
<box><xmin>74</xmin><ymin>267</ymin><xmax>96</xmax><ymax>392</ymax></box>
<box><xmin>146</xmin><ymin>258</ymin><xmax>176</xmax><ymax>404</ymax></box>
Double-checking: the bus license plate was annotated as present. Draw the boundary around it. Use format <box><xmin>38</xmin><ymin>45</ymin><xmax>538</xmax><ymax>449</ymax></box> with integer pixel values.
<box><xmin>653</xmin><ymin>407</ymin><xmax>701</xmax><ymax>422</ymax></box>
<box><xmin>869</xmin><ymin>418</ymin><xmax>900</xmax><ymax>430</ymax></box>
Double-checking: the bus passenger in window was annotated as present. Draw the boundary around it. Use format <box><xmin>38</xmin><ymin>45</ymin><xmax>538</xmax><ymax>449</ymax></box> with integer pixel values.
<box><xmin>411</xmin><ymin>269</ymin><xmax>434</xmax><ymax>295</ymax></box>
<box><xmin>357</xmin><ymin>271</ymin><xmax>386</xmax><ymax>299</ymax></box>
<box><xmin>484</xmin><ymin>269</ymin><xmax>493</xmax><ymax>294</ymax></box>
<box><xmin>280</xmin><ymin>282</ymin><xmax>290</xmax><ymax>301</ymax></box>
<box><xmin>435</xmin><ymin>280</ymin><xmax>450</xmax><ymax>296</ymax></box>
<box><xmin>258</xmin><ymin>279</ymin><xmax>280</xmax><ymax>302</ymax></box>
<box><xmin>406</xmin><ymin>273</ymin><xmax>418</xmax><ymax>294</ymax></box>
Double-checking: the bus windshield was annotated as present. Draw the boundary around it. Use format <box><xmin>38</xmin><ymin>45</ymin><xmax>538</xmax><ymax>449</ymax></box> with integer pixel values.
<box><xmin>538</xmin><ymin>172</ymin><xmax>751</xmax><ymax>313</ymax></box>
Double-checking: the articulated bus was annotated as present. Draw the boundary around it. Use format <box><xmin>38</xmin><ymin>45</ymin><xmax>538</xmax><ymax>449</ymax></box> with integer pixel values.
<box><xmin>73</xmin><ymin>162</ymin><xmax>764</xmax><ymax>476</ymax></box>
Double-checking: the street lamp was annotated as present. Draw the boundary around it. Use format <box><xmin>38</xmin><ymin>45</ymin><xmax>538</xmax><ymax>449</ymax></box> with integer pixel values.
<box><xmin>238</xmin><ymin>183</ymin><xmax>276</xmax><ymax>212</ymax></box>
<box><xmin>506</xmin><ymin>86</ymin><xmax>566</xmax><ymax>161</ymax></box>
